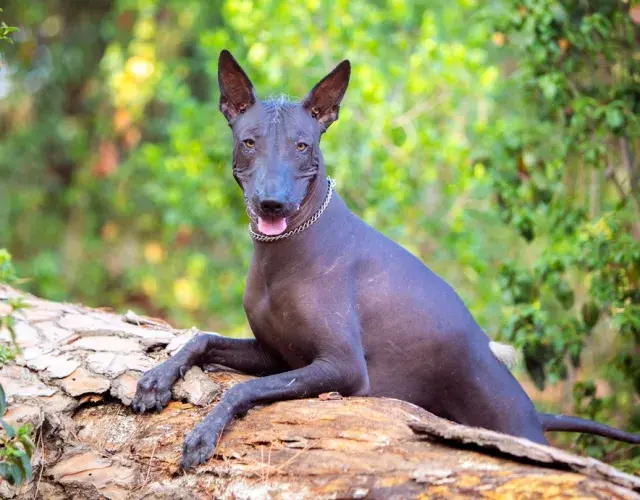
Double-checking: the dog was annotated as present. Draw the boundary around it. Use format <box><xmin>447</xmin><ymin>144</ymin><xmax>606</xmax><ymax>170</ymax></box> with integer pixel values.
<box><xmin>132</xmin><ymin>50</ymin><xmax>639</xmax><ymax>469</ymax></box>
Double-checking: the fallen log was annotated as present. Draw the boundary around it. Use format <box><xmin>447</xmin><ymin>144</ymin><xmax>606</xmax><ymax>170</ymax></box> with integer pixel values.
<box><xmin>0</xmin><ymin>284</ymin><xmax>638</xmax><ymax>499</ymax></box>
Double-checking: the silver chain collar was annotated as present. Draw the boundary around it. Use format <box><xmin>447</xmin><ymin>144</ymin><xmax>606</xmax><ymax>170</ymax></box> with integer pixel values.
<box><xmin>248</xmin><ymin>177</ymin><xmax>336</xmax><ymax>243</ymax></box>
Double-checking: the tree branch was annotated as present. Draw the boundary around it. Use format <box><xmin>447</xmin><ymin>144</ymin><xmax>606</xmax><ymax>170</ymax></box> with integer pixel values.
<box><xmin>620</xmin><ymin>136</ymin><xmax>638</xmax><ymax>201</ymax></box>
<box><xmin>605</xmin><ymin>163</ymin><xmax>640</xmax><ymax>213</ymax></box>
<box><xmin>2</xmin><ymin>283</ymin><xmax>639</xmax><ymax>498</ymax></box>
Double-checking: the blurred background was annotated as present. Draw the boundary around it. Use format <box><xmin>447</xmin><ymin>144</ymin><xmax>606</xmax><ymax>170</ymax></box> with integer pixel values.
<box><xmin>0</xmin><ymin>0</ymin><xmax>638</xmax><ymax>467</ymax></box>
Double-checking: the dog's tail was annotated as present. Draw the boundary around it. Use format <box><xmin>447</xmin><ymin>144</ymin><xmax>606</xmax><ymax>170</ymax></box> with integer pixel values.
<box><xmin>489</xmin><ymin>341</ymin><xmax>638</xmax><ymax>443</ymax></box>
<box><xmin>538</xmin><ymin>412</ymin><xmax>640</xmax><ymax>444</ymax></box>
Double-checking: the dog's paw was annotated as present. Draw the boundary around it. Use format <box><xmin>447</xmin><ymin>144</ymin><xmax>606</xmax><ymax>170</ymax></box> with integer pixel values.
<box><xmin>180</xmin><ymin>420</ymin><xmax>223</xmax><ymax>469</ymax></box>
<box><xmin>131</xmin><ymin>364</ymin><xmax>178</xmax><ymax>413</ymax></box>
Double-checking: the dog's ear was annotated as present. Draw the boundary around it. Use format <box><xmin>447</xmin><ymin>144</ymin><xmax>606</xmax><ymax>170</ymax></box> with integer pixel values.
<box><xmin>218</xmin><ymin>50</ymin><xmax>258</xmax><ymax>123</ymax></box>
<box><xmin>301</xmin><ymin>60</ymin><xmax>350</xmax><ymax>130</ymax></box>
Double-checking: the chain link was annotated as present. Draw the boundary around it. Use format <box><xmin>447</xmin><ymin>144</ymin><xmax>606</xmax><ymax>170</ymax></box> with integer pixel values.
<box><xmin>248</xmin><ymin>178</ymin><xmax>336</xmax><ymax>243</ymax></box>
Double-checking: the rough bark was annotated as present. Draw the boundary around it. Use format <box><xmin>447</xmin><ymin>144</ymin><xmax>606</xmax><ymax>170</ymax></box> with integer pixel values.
<box><xmin>0</xmin><ymin>284</ymin><xmax>638</xmax><ymax>499</ymax></box>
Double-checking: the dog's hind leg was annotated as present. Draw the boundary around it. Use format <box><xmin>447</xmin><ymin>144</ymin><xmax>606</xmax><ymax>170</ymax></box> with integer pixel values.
<box><xmin>131</xmin><ymin>333</ymin><xmax>286</xmax><ymax>413</ymax></box>
<box><xmin>438</xmin><ymin>338</ymin><xmax>549</xmax><ymax>445</ymax></box>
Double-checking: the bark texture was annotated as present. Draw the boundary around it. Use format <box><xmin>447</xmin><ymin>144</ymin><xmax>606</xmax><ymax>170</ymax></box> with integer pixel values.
<box><xmin>0</xmin><ymin>284</ymin><xmax>638</xmax><ymax>499</ymax></box>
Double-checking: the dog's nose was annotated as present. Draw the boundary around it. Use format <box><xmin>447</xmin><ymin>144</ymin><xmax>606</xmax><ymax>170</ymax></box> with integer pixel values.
<box><xmin>259</xmin><ymin>199</ymin><xmax>285</xmax><ymax>215</ymax></box>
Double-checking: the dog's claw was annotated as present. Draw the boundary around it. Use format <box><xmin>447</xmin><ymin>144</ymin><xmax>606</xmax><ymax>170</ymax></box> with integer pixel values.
<box><xmin>131</xmin><ymin>364</ymin><xmax>178</xmax><ymax>413</ymax></box>
<box><xmin>181</xmin><ymin>429</ymin><xmax>214</xmax><ymax>469</ymax></box>
<box><xmin>180</xmin><ymin>419</ymin><xmax>225</xmax><ymax>470</ymax></box>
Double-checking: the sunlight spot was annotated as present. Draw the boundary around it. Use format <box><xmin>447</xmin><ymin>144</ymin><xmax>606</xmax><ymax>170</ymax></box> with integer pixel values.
<box><xmin>126</xmin><ymin>56</ymin><xmax>154</xmax><ymax>80</ymax></box>
<box><xmin>144</xmin><ymin>242</ymin><xmax>165</xmax><ymax>264</ymax></box>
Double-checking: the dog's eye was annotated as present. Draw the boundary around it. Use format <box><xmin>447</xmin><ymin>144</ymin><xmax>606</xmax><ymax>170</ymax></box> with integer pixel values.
<box><xmin>296</xmin><ymin>142</ymin><xmax>308</xmax><ymax>151</ymax></box>
<box><xmin>243</xmin><ymin>139</ymin><xmax>255</xmax><ymax>148</ymax></box>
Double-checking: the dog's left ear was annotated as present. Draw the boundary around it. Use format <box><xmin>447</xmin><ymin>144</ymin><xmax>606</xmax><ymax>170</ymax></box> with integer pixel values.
<box><xmin>301</xmin><ymin>60</ymin><xmax>350</xmax><ymax>131</ymax></box>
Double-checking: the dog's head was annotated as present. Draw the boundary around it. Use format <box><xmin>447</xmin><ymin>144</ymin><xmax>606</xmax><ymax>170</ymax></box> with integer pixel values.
<box><xmin>217</xmin><ymin>50</ymin><xmax>350</xmax><ymax>236</ymax></box>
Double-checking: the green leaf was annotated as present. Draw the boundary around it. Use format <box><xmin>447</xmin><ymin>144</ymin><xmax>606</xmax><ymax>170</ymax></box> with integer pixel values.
<box><xmin>15</xmin><ymin>449</ymin><xmax>33</xmax><ymax>483</ymax></box>
<box><xmin>524</xmin><ymin>351</ymin><xmax>546</xmax><ymax>391</ymax></box>
<box><xmin>581</xmin><ymin>301</ymin><xmax>600</xmax><ymax>329</ymax></box>
<box><xmin>569</xmin><ymin>343</ymin><xmax>582</xmax><ymax>368</ymax></box>
<box><xmin>0</xmin><ymin>463</ymin><xmax>11</xmax><ymax>484</ymax></box>
<box><xmin>555</xmin><ymin>280</ymin><xmax>575</xmax><ymax>310</ymax></box>
<box><xmin>2</xmin><ymin>460</ymin><xmax>23</xmax><ymax>486</ymax></box>
<box><xmin>19</xmin><ymin>434</ymin><xmax>35</xmax><ymax>458</ymax></box>
<box><xmin>1</xmin><ymin>418</ymin><xmax>16</xmax><ymax>438</ymax></box>
<box><xmin>605</xmin><ymin>107</ymin><xmax>624</xmax><ymax>130</ymax></box>
<box><xmin>0</xmin><ymin>383</ymin><xmax>6</xmax><ymax>417</ymax></box>
<box><xmin>538</xmin><ymin>76</ymin><xmax>557</xmax><ymax>100</ymax></box>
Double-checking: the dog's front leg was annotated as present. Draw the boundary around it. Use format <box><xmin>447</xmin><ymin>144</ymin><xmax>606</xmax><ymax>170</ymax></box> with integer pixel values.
<box><xmin>180</xmin><ymin>356</ymin><xmax>369</xmax><ymax>469</ymax></box>
<box><xmin>132</xmin><ymin>333</ymin><xmax>286</xmax><ymax>413</ymax></box>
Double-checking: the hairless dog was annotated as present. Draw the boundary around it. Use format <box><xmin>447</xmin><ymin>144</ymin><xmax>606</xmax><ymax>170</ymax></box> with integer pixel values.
<box><xmin>132</xmin><ymin>50</ymin><xmax>640</xmax><ymax>469</ymax></box>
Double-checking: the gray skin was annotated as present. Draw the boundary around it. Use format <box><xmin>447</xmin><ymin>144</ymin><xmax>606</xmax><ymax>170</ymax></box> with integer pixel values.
<box><xmin>132</xmin><ymin>50</ymin><xmax>640</xmax><ymax>470</ymax></box>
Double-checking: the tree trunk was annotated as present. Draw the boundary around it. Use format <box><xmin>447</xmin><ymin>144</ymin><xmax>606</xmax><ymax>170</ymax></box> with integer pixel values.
<box><xmin>0</xmin><ymin>284</ymin><xmax>638</xmax><ymax>499</ymax></box>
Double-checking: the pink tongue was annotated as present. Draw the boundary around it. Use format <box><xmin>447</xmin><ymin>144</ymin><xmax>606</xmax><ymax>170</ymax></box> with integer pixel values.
<box><xmin>258</xmin><ymin>217</ymin><xmax>287</xmax><ymax>236</ymax></box>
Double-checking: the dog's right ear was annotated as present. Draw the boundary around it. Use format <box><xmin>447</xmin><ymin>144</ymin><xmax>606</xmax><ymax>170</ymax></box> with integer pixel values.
<box><xmin>218</xmin><ymin>50</ymin><xmax>258</xmax><ymax>123</ymax></box>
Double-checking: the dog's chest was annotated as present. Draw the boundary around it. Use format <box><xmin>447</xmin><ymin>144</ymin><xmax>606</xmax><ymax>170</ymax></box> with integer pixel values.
<box><xmin>243</xmin><ymin>277</ymin><xmax>313</xmax><ymax>367</ymax></box>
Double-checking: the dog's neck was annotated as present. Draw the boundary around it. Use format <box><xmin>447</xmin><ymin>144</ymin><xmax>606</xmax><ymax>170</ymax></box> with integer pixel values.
<box><xmin>249</xmin><ymin>173</ymin><xmax>352</xmax><ymax>280</ymax></box>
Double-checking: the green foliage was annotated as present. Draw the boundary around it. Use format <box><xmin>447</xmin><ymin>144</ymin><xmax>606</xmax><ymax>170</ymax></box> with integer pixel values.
<box><xmin>0</xmin><ymin>250</ymin><xmax>34</xmax><ymax>489</ymax></box>
<box><xmin>0</xmin><ymin>250</ymin><xmax>21</xmax><ymax>362</ymax></box>
<box><xmin>0</xmin><ymin>8</ymin><xmax>18</xmax><ymax>73</ymax></box>
<box><xmin>0</xmin><ymin>9</ymin><xmax>18</xmax><ymax>44</ymax></box>
<box><xmin>0</xmin><ymin>0</ymin><xmax>637</xmax><ymax>467</ymax></box>
<box><xmin>0</xmin><ymin>249</ymin><xmax>18</xmax><ymax>285</ymax></box>
<box><xmin>0</xmin><ymin>416</ymin><xmax>34</xmax><ymax>487</ymax></box>
<box><xmin>0</xmin><ymin>0</ymin><xmax>505</xmax><ymax>334</ymax></box>
<box><xmin>486</xmin><ymin>0</ymin><xmax>640</xmax><ymax>462</ymax></box>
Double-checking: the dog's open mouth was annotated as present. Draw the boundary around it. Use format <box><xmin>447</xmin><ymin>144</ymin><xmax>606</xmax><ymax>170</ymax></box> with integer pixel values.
<box><xmin>258</xmin><ymin>217</ymin><xmax>288</xmax><ymax>236</ymax></box>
